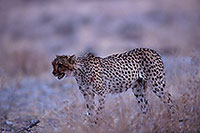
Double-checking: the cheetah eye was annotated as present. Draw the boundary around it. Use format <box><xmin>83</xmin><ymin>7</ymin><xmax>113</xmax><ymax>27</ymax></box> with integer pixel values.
<box><xmin>58</xmin><ymin>64</ymin><xmax>63</xmax><ymax>68</ymax></box>
<box><xmin>58</xmin><ymin>64</ymin><xmax>63</xmax><ymax>70</ymax></box>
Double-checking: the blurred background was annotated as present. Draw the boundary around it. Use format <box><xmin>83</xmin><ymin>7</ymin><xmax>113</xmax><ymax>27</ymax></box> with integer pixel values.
<box><xmin>0</xmin><ymin>0</ymin><xmax>199</xmax><ymax>132</ymax></box>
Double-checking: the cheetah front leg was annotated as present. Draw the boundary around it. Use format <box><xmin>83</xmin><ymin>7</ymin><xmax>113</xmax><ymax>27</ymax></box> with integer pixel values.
<box><xmin>79</xmin><ymin>86</ymin><xmax>96</xmax><ymax>121</ymax></box>
<box><xmin>92</xmin><ymin>92</ymin><xmax>107</xmax><ymax>125</ymax></box>
<box><xmin>132</xmin><ymin>78</ymin><xmax>149</xmax><ymax>114</ymax></box>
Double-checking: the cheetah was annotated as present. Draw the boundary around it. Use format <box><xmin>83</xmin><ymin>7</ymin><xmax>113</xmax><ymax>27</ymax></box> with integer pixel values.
<box><xmin>52</xmin><ymin>48</ymin><xmax>176</xmax><ymax>124</ymax></box>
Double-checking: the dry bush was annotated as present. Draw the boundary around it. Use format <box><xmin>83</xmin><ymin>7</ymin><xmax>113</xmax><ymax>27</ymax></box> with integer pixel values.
<box><xmin>0</xmin><ymin>44</ymin><xmax>49</xmax><ymax>77</ymax></box>
<box><xmin>0</xmin><ymin>0</ymin><xmax>199</xmax><ymax>132</ymax></box>
<box><xmin>175</xmin><ymin>55</ymin><xmax>200</xmax><ymax>132</ymax></box>
<box><xmin>0</xmin><ymin>73</ymin><xmax>41</xmax><ymax>132</ymax></box>
<box><xmin>36</xmin><ymin>55</ymin><xmax>200</xmax><ymax>133</ymax></box>
<box><xmin>0</xmin><ymin>54</ymin><xmax>199</xmax><ymax>132</ymax></box>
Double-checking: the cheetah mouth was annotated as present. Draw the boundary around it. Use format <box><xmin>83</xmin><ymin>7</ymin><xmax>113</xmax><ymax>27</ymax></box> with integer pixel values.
<box><xmin>58</xmin><ymin>73</ymin><xmax>65</xmax><ymax>80</ymax></box>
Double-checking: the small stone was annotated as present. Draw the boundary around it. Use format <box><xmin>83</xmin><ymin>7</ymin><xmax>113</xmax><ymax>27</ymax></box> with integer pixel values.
<box><xmin>5</xmin><ymin>120</ymin><xmax>12</xmax><ymax>125</ymax></box>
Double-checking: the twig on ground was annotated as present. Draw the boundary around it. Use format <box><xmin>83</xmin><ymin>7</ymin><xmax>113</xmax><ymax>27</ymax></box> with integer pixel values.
<box><xmin>17</xmin><ymin>120</ymin><xmax>40</xmax><ymax>132</ymax></box>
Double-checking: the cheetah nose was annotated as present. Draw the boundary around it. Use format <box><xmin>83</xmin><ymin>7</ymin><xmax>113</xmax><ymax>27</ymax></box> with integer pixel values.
<box><xmin>52</xmin><ymin>71</ymin><xmax>56</xmax><ymax>75</ymax></box>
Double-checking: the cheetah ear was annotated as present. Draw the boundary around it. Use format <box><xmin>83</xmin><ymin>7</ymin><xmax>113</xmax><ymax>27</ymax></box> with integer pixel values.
<box><xmin>56</xmin><ymin>55</ymin><xmax>59</xmax><ymax>58</ymax></box>
<box><xmin>69</xmin><ymin>55</ymin><xmax>76</xmax><ymax>64</ymax></box>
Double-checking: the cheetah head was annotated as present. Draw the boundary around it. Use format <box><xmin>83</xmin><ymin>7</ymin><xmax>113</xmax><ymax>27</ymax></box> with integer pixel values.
<box><xmin>52</xmin><ymin>55</ymin><xmax>76</xmax><ymax>80</ymax></box>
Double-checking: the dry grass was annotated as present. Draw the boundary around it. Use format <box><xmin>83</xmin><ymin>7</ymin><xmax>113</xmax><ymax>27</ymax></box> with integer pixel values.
<box><xmin>0</xmin><ymin>53</ymin><xmax>199</xmax><ymax>132</ymax></box>
<box><xmin>0</xmin><ymin>0</ymin><xmax>200</xmax><ymax>132</ymax></box>
<box><xmin>0</xmin><ymin>43</ymin><xmax>49</xmax><ymax>77</ymax></box>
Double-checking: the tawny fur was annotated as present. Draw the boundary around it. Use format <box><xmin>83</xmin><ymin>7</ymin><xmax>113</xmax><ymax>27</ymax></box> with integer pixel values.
<box><xmin>52</xmin><ymin>48</ymin><xmax>176</xmax><ymax>124</ymax></box>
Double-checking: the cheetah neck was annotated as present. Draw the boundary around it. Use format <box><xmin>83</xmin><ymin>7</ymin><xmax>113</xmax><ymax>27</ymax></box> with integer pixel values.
<box><xmin>72</xmin><ymin>57</ymin><xmax>86</xmax><ymax>75</ymax></box>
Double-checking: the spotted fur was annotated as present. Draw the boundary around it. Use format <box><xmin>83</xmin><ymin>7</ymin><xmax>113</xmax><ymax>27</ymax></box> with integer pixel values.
<box><xmin>52</xmin><ymin>48</ymin><xmax>176</xmax><ymax>124</ymax></box>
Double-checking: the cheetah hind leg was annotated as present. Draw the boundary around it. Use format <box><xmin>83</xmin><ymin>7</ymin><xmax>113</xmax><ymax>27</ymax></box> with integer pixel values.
<box><xmin>132</xmin><ymin>78</ymin><xmax>149</xmax><ymax>114</ymax></box>
<box><xmin>154</xmin><ymin>89</ymin><xmax>177</xmax><ymax>115</ymax></box>
<box><xmin>150</xmin><ymin>79</ymin><xmax>178</xmax><ymax>115</ymax></box>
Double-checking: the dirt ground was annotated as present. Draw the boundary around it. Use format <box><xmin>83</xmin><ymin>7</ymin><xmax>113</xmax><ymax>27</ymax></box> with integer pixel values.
<box><xmin>0</xmin><ymin>0</ymin><xmax>200</xmax><ymax>132</ymax></box>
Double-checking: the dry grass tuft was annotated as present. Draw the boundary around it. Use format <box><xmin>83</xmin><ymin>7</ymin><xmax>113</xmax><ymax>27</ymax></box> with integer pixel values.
<box><xmin>0</xmin><ymin>44</ymin><xmax>49</xmax><ymax>77</ymax></box>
